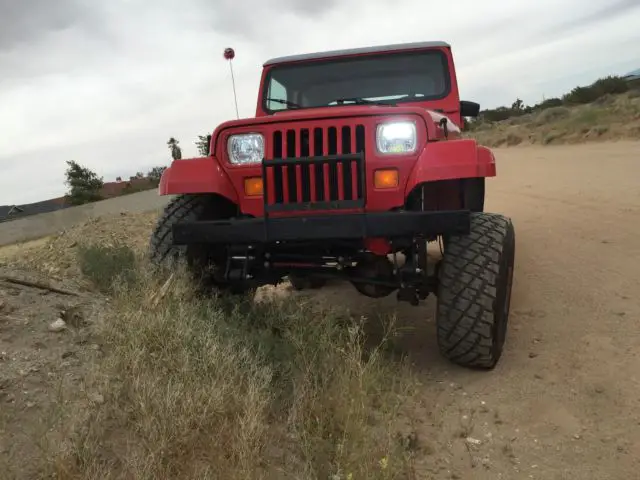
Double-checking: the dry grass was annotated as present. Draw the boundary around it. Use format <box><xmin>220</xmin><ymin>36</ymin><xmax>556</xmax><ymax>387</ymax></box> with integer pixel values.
<box><xmin>40</xmin><ymin>242</ymin><xmax>421</xmax><ymax>479</ymax></box>
<box><xmin>76</xmin><ymin>242</ymin><xmax>138</xmax><ymax>294</ymax></box>
<box><xmin>470</xmin><ymin>91</ymin><xmax>640</xmax><ymax>147</ymax></box>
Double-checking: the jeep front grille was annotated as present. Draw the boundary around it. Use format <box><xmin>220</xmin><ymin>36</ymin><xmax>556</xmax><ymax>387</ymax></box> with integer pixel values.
<box><xmin>263</xmin><ymin>124</ymin><xmax>366</xmax><ymax>212</ymax></box>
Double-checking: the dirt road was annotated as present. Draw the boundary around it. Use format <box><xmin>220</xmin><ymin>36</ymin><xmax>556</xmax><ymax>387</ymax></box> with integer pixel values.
<box><xmin>308</xmin><ymin>141</ymin><xmax>640</xmax><ymax>479</ymax></box>
<box><xmin>1</xmin><ymin>141</ymin><xmax>640</xmax><ymax>479</ymax></box>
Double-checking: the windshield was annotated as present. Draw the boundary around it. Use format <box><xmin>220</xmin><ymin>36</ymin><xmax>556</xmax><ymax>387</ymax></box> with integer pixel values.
<box><xmin>263</xmin><ymin>49</ymin><xmax>450</xmax><ymax>113</ymax></box>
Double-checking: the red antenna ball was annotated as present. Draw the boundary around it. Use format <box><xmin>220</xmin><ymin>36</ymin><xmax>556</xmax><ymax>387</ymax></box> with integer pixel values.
<box><xmin>224</xmin><ymin>48</ymin><xmax>235</xmax><ymax>60</ymax></box>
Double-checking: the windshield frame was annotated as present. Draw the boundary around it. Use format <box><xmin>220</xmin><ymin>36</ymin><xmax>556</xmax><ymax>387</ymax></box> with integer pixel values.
<box><xmin>261</xmin><ymin>48</ymin><xmax>451</xmax><ymax>114</ymax></box>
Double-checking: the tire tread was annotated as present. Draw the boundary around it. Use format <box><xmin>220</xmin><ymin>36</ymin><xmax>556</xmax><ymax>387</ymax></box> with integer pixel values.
<box><xmin>149</xmin><ymin>194</ymin><xmax>206</xmax><ymax>266</ymax></box>
<box><xmin>436</xmin><ymin>212</ymin><xmax>515</xmax><ymax>369</ymax></box>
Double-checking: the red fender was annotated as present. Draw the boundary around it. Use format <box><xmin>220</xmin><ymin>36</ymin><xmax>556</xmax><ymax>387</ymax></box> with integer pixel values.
<box><xmin>159</xmin><ymin>156</ymin><xmax>238</xmax><ymax>203</ymax></box>
<box><xmin>404</xmin><ymin>139</ymin><xmax>496</xmax><ymax>196</ymax></box>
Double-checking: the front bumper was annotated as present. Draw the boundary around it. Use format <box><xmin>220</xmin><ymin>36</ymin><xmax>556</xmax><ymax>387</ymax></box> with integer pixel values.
<box><xmin>172</xmin><ymin>210</ymin><xmax>470</xmax><ymax>245</ymax></box>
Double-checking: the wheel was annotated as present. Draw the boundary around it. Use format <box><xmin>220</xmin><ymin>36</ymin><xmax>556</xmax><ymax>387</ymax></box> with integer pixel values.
<box><xmin>435</xmin><ymin>212</ymin><xmax>515</xmax><ymax>369</ymax></box>
<box><xmin>149</xmin><ymin>194</ymin><xmax>254</xmax><ymax>296</ymax></box>
<box><xmin>288</xmin><ymin>274</ymin><xmax>327</xmax><ymax>291</ymax></box>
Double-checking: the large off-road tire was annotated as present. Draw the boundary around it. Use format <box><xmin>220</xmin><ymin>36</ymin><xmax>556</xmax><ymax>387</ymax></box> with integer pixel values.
<box><xmin>149</xmin><ymin>194</ymin><xmax>207</xmax><ymax>267</ymax></box>
<box><xmin>149</xmin><ymin>194</ymin><xmax>252</xmax><ymax>295</ymax></box>
<box><xmin>435</xmin><ymin>212</ymin><xmax>515</xmax><ymax>369</ymax></box>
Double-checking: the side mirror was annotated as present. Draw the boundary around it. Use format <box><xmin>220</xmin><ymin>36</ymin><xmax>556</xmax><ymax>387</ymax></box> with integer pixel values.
<box><xmin>460</xmin><ymin>100</ymin><xmax>480</xmax><ymax>118</ymax></box>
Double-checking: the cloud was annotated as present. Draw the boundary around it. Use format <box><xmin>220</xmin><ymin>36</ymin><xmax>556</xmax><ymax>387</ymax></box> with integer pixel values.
<box><xmin>1</xmin><ymin>0</ymin><xmax>639</xmax><ymax>205</ymax></box>
<box><xmin>542</xmin><ymin>0</ymin><xmax>640</xmax><ymax>35</ymax></box>
<box><xmin>0</xmin><ymin>0</ymin><xmax>96</xmax><ymax>51</ymax></box>
<box><xmin>190</xmin><ymin>0</ymin><xmax>344</xmax><ymax>39</ymax></box>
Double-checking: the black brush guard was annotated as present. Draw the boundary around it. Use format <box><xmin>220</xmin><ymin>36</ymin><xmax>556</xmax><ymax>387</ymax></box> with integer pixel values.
<box><xmin>172</xmin><ymin>152</ymin><xmax>471</xmax><ymax>245</ymax></box>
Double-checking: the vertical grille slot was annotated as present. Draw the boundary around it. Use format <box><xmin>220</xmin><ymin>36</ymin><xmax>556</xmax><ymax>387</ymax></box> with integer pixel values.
<box><xmin>300</xmin><ymin>129</ymin><xmax>311</xmax><ymax>202</ymax></box>
<box><xmin>272</xmin><ymin>131</ymin><xmax>284</xmax><ymax>204</ymax></box>
<box><xmin>327</xmin><ymin>127</ymin><xmax>338</xmax><ymax>200</ymax></box>
<box><xmin>285</xmin><ymin>130</ymin><xmax>297</xmax><ymax>203</ymax></box>
<box><xmin>341</xmin><ymin>126</ymin><xmax>353</xmax><ymax>200</ymax></box>
<box><xmin>313</xmin><ymin>128</ymin><xmax>325</xmax><ymax>201</ymax></box>
<box><xmin>355</xmin><ymin>125</ymin><xmax>365</xmax><ymax>199</ymax></box>
<box><xmin>264</xmin><ymin>123</ymin><xmax>366</xmax><ymax>213</ymax></box>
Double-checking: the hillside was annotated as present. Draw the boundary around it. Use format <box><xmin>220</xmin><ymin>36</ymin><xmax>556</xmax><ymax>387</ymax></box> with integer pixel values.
<box><xmin>468</xmin><ymin>90</ymin><xmax>640</xmax><ymax>148</ymax></box>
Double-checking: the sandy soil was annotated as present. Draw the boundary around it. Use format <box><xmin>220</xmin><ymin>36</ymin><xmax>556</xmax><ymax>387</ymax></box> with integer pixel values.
<box><xmin>1</xmin><ymin>140</ymin><xmax>640</xmax><ymax>479</ymax></box>
<box><xmin>305</xmin><ymin>140</ymin><xmax>640</xmax><ymax>479</ymax></box>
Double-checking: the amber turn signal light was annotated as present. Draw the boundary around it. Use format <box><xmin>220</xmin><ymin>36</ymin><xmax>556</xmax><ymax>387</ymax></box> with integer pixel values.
<box><xmin>374</xmin><ymin>169</ymin><xmax>399</xmax><ymax>188</ymax></box>
<box><xmin>244</xmin><ymin>177</ymin><xmax>263</xmax><ymax>196</ymax></box>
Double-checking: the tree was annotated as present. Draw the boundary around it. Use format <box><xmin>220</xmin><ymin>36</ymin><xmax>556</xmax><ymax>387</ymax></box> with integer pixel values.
<box><xmin>148</xmin><ymin>166</ymin><xmax>167</xmax><ymax>186</ymax></box>
<box><xmin>64</xmin><ymin>160</ymin><xmax>104</xmax><ymax>205</ymax></box>
<box><xmin>511</xmin><ymin>98</ymin><xmax>524</xmax><ymax>112</ymax></box>
<box><xmin>195</xmin><ymin>134</ymin><xmax>211</xmax><ymax>156</ymax></box>
<box><xmin>167</xmin><ymin>137</ymin><xmax>182</xmax><ymax>160</ymax></box>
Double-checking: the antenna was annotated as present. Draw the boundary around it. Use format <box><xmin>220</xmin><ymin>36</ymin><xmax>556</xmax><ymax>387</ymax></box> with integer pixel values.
<box><xmin>224</xmin><ymin>47</ymin><xmax>239</xmax><ymax>119</ymax></box>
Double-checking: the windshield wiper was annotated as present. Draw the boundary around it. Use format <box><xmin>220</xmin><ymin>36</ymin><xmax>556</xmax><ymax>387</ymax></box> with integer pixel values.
<box><xmin>265</xmin><ymin>97</ymin><xmax>302</xmax><ymax>109</ymax></box>
<box><xmin>330</xmin><ymin>97</ymin><xmax>396</xmax><ymax>106</ymax></box>
<box><xmin>392</xmin><ymin>93</ymin><xmax>424</xmax><ymax>101</ymax></box>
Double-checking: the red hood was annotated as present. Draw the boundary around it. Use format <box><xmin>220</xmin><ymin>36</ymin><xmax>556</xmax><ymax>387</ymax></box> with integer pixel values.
<box><xmin>218</xmin><ymin>104</ymin><xmax>426</xmax><ymax>127</ymax></box>
<box><xmin>213</xmin><ymin>104</ymin><xmax>460</xmax><ymax>139</ymax></box>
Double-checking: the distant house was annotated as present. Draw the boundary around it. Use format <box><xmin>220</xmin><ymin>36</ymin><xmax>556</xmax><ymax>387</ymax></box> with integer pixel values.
<box><xmin>624</xmin><ymin>68</ymin><xmax>640</xmax><ymax>80</ymax></box>
<box><xmin>623</xmin><ymin>68</ymin><xmax>640</xmax><ymax>87</ymax></box>
<box><xmin>0</xmin><ymin>197</ymin><xmax>68</xmax><ymax>223</ymax></box>
<box><xmin>100</xmin><ymin>177</ymin><xmax>157</xmax><ymax>199</ymax></box>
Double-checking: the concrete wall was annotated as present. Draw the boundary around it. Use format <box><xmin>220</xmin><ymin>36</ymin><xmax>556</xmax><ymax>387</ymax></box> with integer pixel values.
<box><xmin>0</xmin><ymin>190</ymin><xmax>173</xmax><ymax>247</ymax></box>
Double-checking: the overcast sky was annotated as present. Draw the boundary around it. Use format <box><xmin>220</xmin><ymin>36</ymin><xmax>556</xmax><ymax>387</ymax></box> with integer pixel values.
<box><xmin>1</xmin><ymin>0</ymin><xmax>639</xmax><ymax>205</ymax></box>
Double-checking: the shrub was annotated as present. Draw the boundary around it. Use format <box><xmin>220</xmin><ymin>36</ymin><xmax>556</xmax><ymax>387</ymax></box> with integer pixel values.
<box><xmin>76</xmin><ymin>243</ymin><xmax>138</xmax><ymax>293</ymax></box>
<box><xmin>535</xmin><ymin>106</ymin><xmax>571</xmax><ymax>124</ymax></box>
<box><xmin>505</xmin><ymin>133</ymin><xmax>523</xmax><ymax>146</ymax></box>
<box><xmin>534</xmin><ymin>97</ymin><xmax>563</xmax><ymax>111</ymax></box>
<box><xmin>591</xmin><ymin>76</ymin><xmax>629</xmax><ymax>96</ymax></box>
<box><xmin>593</xmin><ymin>93</ymin><xmax>616</xmax><ymax>106</ymax></box>
<box><xmin>542</xmin><ymin>132</ymin><xmax>561</xmax><ymax>145</ymax></box>
<box><xmin>563</xmin><ymin>85</ymin><xmax>601</xmax><ymax>105</ymax></box>
<box><xmin>589</xmin><ymin>125</ymin><xmax>609</xmax><ymax>136</ymax></box>
<box><xmin>564</xmin><ymin>76</ymin><xmax>629</xmax><ymax>105</ymax></box>
<box><xmin>480</xmin><ymin>106</ymin><xmax>514</xmax><ymax>123</ymax></box>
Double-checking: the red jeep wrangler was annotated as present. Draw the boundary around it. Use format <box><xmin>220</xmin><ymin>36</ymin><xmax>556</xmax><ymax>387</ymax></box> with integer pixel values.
<box><xmin>149</xmin><ymin>41</ymin><xmax>515</xmax><ymax>369</ymax></box>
